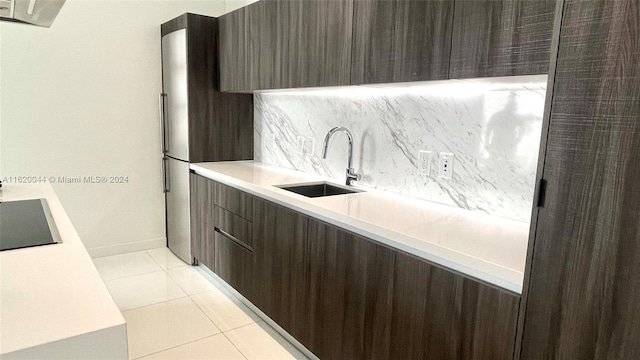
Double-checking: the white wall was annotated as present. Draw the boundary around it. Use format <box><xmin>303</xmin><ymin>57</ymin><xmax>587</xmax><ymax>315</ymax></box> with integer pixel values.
<box><xmin>225</xmin><ymin>0</ymin><xmax>260</xmax><ymax>13</ymax></box>
<box><xmin>0</xmin><ymin>0</ymin><xmax>228</xmax><ymax>257</ymax></box>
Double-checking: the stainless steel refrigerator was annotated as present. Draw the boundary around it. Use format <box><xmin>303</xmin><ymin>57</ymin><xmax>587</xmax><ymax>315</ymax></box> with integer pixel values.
<box><xmin>161</xmin><ymin>28</ymin><xmax>191</xmax><ymax>264</ymax></box>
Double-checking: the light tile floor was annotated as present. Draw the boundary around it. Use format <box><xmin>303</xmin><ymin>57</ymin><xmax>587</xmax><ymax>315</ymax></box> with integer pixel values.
<box><xmin>93</xmin><ymin>248</ymin><xmax>308</xmax><ymax>360</ymax></box>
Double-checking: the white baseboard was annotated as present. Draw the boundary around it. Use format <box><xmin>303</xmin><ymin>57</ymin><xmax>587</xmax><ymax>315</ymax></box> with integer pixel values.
<box><xmin>88</xmin><ymin>237</ymin><xmax>166</xmax><ymax>258</ymax></box>
<box><xmin>194</xmin><ymin>264</ymin><xmax>319</xmax><ymax>360</ymax></box>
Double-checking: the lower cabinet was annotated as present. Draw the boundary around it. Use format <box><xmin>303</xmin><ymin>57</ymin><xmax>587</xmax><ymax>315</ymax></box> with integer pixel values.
<box><xmin>390</xmin><ymin>252</ymin><xmax>519</xmax><ymax>360</ymax></box>
<box><xmin>191</xmin><ymin>175</ymin><xmax>520</xmax><ymax>359</ymax></box>
<box><xmin>190</xmin><ymin>174</ymin><xmax>253</xmax><ymax>297</ymax></box>
<box><xmin>305</xmin><ymin>219</ymin><xmax>519</xmax><ymax>360</ymax></box>
<box><xmin>304</xmin><ymin>218</ymin><xmax>395</xmax><ymax>359</ymax></box>
<box><xmin>251</xmin><ymin>198</ymin><xmax>308</xmax><ymax>342</ymax></box>
<box><xmin>189</xmin><ymin>173</ymin><xmax>215</xmax><ymax>269</ymax></box>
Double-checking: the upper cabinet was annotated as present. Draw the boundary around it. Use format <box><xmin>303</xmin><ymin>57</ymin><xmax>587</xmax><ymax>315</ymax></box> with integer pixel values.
<box><xmin>220</xmin><ymin>0</ymin><xmax>354</xmax><ymax>91</ymax></box>
<box><xmin>351</xmin><ymin>0</ymin><xmax>454</xmax><ymax>84</ymax></box>
<box><xmin>449</xmin><ymin>0</ymin><xmax>556</xmax><ymax>79</ymax></box>
<box><xmin>286</xmin><ymin>0</ymin><xmax>354</xmax><ymax>88</ymax></box>
<box><xmin>219</xmin><ymin>0</ymin><xmax>556</xmax><ymax>91</ymax></box>
<box><xmin>219</xmin><ymin>5</ymin><xmax>260</xmax><ymax>92</ymax></box>
<box><xmin>258</xmin><ymin>0</ymin><xmax>289</xmax><ymax>89</ymax></box>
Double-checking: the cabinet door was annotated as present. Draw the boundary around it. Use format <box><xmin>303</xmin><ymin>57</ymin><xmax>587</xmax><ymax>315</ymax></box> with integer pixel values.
<box><xmin>189</xmin><ymin>173</ymin><xmax>215</xmax><ymax>269</ymax></box>
<box><xmin>305</xmin><ymin>219</ymin><xmax>395</xmax><ymax>360</ymax></box>
<box><xmin>351</xmin><ymin>0</ymin><xmax>396</xmax><ymax>84</ymax></box>
<box><xmin>258</xmin><ymin>0</ymin><xmax>289</xmax><ymax>90</ymax></box>
<box><xmin>251</xmin><ymin>198</ymin><xmax>308</xmax><ymax>341</ymax></box>
<box><xmin>390</xmin><ymin>252</ymin><xmax>519</xmax><ymax>360</ymax></box>
<box><xmin>520</xmin><ymin>0</ymin><xmax>640</xmax><ymax>358</ymax></box>
<box><xmin>286</xmin><ymin>0</ymin><xmax>354</xmax><ymax>88</ymax></box>
<box><xmin>351</xmin><ymin>0</ymin><xmax>454</xmax><ymax>84</ymax></box>
<box><xmin>219</xmin><ymin>6</ymin><xmax>259</xmax><ymax>92</ymax></box>
<box><xmin>449</xmin><ymin>0</ymin><xmax>556</xmax><ymax>78</ymax></box>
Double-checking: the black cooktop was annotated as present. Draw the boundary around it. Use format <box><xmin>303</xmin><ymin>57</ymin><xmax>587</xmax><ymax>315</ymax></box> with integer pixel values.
<box><xmin>0</xmin><ymin>199</ymin><xmax>62</xmax><ymax>251</ymax></box>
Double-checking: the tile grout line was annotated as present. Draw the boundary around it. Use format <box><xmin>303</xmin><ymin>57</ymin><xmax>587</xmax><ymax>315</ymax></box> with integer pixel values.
<box><xmin>186</xmin><ymin>269</ymin><xmax>263</xmax><ymax>329</ymax></box>
<box><xmin>145</xmin><ymin>248</ymin><xmax>190</xmax><ymax>271</ymax></box>
<box><xmin>221</xmin><ymin>318</ymin><xmax>262</xmax><ymax>334</ymax></box>
<box><xmin>103</xmin><ymin>268</ymin><xmax>167</xmax><ymax>284</ymax></box>
<box><xmin>119</xmin><ymin>293</ymin><xmax>190</xmax><ymax>314</ymax></box>
<box><xmin>104</xmin><ymin>254</ymin><xmax>190</xmax><ymax>312</ymax></box>
<box><xmin>129</xmin><ymin>333</ymin><xmax>231</xmax><ymax>360</ymax></box>
<box><xmin>95</xmin><ymin>253</ymin><xmax>165</xmax><ymax>282</ymax></box>
<box><xmin>110</xmin><ymin>272</ymin><xmax>188</xmax><ymax>312</ymax></box>
<box><xmin>125</xmin><ymin>296</ymin><xmax>220</xmax><ymax>359</ymax></box>
<box><xmin>165</xmin><ymin>266</ymin><xmax>217</xmax><ymax>297</ymax></box>
<box><xmin>188</xmin><ymin>292</ymin><xmax>258</xmax><ymax>334</ymax></box>
<box><xmin>221</xmin><ymin>332</ymin><xmax>249</xmax><ymax>360</ymax></box>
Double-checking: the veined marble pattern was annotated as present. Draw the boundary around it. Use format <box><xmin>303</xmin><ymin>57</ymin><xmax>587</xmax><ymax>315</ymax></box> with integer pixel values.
<box><xmin>254</xmin><ymin>76</ymin><xmax>547</xmax><ymax>223</ymax></box>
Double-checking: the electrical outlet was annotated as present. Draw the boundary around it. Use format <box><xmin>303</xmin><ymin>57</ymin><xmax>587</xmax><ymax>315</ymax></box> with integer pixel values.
<box><xmin>304</xmin><ymin>137</ymin><xmax>315</xmax><ymax>156</ymax></box>
<box><xmin>296</xmin><ymin>136</ymin><xmax>305</xmax><ymax>154</ymax></box>
<box><xmin>418</xmin><ymin>150</ymin><xmax>432</xmax><ymax>174</ymax></box>
<box><xmin>438</xmin><ymin>153</ymin><xmax>454</xmax><ymax>179</ymax></box>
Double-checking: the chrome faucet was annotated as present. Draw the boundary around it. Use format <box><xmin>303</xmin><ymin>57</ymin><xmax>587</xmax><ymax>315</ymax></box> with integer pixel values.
<box><xmin>322</xmin><ymin>126</ymin><xmax>361</xmax><ymax>186</ymax></box>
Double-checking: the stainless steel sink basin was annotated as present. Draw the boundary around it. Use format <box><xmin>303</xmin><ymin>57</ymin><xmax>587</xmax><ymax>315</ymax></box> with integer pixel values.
<box><xmin>276</xmin><ymin>182</ymin><xmax>364</xmax><ymax>198</ymax></box>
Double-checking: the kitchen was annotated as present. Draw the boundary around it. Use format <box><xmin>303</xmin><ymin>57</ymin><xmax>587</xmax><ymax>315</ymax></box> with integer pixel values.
<box><xmin>1</xmin><ymin>0</ymin><xmax>638</xmax><ymax>359</ymax></box>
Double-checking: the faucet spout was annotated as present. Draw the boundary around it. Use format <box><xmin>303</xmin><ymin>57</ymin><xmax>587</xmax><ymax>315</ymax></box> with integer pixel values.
<box><xmin>322</xmin><ymin>126</ymin><xmax>361</xmax><ymax>186</ymax></box>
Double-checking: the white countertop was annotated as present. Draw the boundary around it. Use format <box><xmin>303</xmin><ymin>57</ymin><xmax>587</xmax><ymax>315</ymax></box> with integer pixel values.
<box><xmin>191</xmin><ymin>161</ymin><xmax>530</xmax><ymax>294</ymax></box>
<box><xmin>0</xmin><ymin>183</ymin><xmax>127</xmax><ymax>357</ymax></box>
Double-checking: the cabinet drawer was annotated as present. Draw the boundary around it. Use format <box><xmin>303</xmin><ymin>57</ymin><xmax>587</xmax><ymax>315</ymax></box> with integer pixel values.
<box><xmin>214</xmin><ymin>206</ymin><xmax>253</xmax><ymax>249</ymax></box>
<box><xmin>215</xmin><ymin>231</ymin><xmax>253</xmax><ymax>298</ymax></box>
<box><xmin>214</xmin><ymin>181</ymin><xmax>254</xmax><ymax>221</ymax></box>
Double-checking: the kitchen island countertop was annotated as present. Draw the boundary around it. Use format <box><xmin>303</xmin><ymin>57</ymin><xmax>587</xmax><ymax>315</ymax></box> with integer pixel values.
<box><xmin>0</xmin><ymin>183</ymin><xmax>127</xmax><ymax>359</ymax></box>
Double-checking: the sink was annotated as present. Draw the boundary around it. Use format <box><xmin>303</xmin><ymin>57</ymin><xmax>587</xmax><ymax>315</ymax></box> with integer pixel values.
<box><xmin>276</xmin><ymin>182</ymin><xmax>364</xmax><ymax>198</ymax></box>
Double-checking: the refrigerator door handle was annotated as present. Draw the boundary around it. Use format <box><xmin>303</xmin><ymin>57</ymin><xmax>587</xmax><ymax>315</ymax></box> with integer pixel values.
<box><xmin>159</xmin><ymin>93</ymin><xmax>168</xmax><ymax>154</ymax></box>
<box><xmin>162</xmin><ymin>157</ymin><xmax>170</xmax><ymax>193</ymax></box>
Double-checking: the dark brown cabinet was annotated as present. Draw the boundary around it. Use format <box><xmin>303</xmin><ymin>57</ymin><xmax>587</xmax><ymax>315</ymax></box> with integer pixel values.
<box><xmin>161</xmin><ymin>14</ymin><xmax>254</xmax><ymax>162</ymax></box>
<box><xmin>193</xmin><ymin>178</ymin><xmax>519</xmax><ymax>359</ymax></box>
<box><xmin>251</xmin><ymin>198</ymin><xmax>308</xmax><ymax>341</ymax></box>
<box><xmin>285</xmin><ymin>0</ymin><xmax>354</xmax><ymax>88</ymax></box>
<box><xmin>189</xmin><ymin>173</ymin><xmax>215</xmax><ymax>270</ymax></box>
<box><xmin>449</xmin><ymin>0</ymin><xmax>556</xmax><ymax>79</ymax></box>
<box><xmin>219</xmin><ymin>4</ymin><xmax>260</xmax><ymax>92</ymax></box>
<box><xmin>391</xmin><ymin>252</ymin><xmax>519</xmax><ymax>360</ymax></box>
<box><xmin>249</xmin><ymin>194</ymin><xmax>518</xmax><ymax>359</ymax></box>
<box><xmin>351</xmin><ymin>0</ymin><xmax>454</xmax><ymax>84</ymax></box>
<box><xmin>219</xmin><ymin>0</ymin><xmax>354</xmax><ymax>91</ymax></box>
<box><xmin>213</xmin><ymin>181</ymin><xmax>254</xmax><ymax>221</ymax></box>
<box><xmin>258</xmin><ymin>0</ymin><xmax>289</xmax><ymax>89</ymax></box>
<box><xmin>519</xmin><ymin>0</ymin><xmax>640</xmax><ymax>358</ymax></box>
<box><xmin>214</xmin><ymin>229</ymin><xmax>253</xmax><ymax>298</ymax></box>
<box><xmin>304</xmin><ymin>219</ymin><xmax>395</xmax><ymax>360</ymax></box>
<box><xmin>219</xmin><ymin>0</ymin><xmax>556</xmax><ymax>90</ymax></box>
<box><xmin>211</xmin><ymin>183</ymin><xmax>254</xmax><ymax>297</ymax></box>
<box><xmin>190</xmin><ymin>175</ymin><xmax>254</xmax><ymax>296</ymax></box>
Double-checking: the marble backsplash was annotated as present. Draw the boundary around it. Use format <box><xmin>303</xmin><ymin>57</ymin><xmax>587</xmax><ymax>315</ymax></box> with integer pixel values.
<box><xmin>254</xmin><ymin>75</ymin><xmax>547</xmax><ymax>223</ymax></box>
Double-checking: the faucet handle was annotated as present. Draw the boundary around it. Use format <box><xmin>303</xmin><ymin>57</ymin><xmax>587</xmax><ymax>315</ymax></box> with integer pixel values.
<box><xmin>346</xmin><ymin>168</ymin><xmax>361</xmax><ymax>185</ymax></box>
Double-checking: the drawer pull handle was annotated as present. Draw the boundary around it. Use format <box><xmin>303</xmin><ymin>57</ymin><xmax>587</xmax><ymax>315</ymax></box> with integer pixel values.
<box><xmin>214</xmin><ymin>227</ymin><xmax>253</xmax><ymax>252</ymax></box>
